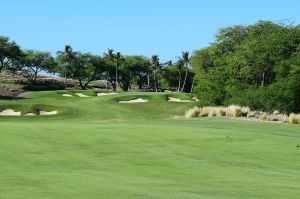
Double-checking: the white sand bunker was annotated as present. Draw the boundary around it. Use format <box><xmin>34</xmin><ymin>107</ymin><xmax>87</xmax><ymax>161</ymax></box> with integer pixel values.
<box><xmin>119</xmin><ymin>98</ymin><xmax>148</xmax><ymax>103</ymax></box>
<box><xmin>25</xmin><ymin>112</ymin><xmax>36</xmax><ymax>116</ymax></box>
<box><xmin>0</xmin><ymin>109</ymin><xmax>21</xmax><ymax>116</ymax></box>
<box><xmin>192</xmin><ymin>97</ymin><xmax>199</xmax><ymax>101</ymax></box>
<box><xmin>167</xmin><ymin>97</ymin><xmax>193</xmax><ymax>102</ymax></box>
<box><xmin>39</xmin><ymin>110</ymin><xmax>58</xmax><ymax>115</ymax></box>
<box><xmin>0</xmin><ymin>109</ymin><xmax>58</xmax><ymax>116</ymax></box>
<box><xmin>97</xmin><ymin>92</ymin><xmax>118</xmax><ymax>96</ymax></box>
<box><xmin>25</xmin><ymin>110</ymin><xmax>58</xmax><ymax>116</ymax></box>
<box><xmin>97</xmin><ymin>93</ymin><xmax>109</xmax><ymax>96</ymax></box>
<box><xmin>75</xmin><ymin>93</ymin><xmax>90</xmax><ymax>97</ymax></box>
<box><xmin>62</xmin><ymin>94</ymin><xmax>73</xmax><ymax>97</ymax></box>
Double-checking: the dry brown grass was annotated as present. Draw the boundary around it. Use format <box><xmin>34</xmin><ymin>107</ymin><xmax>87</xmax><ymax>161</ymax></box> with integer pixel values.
<box><xmin>184</xmin><ymin>105</ymin><xmax>300</xmax><ymax>125</ymax></box>
<box><xmin>184</xmin><ymin>107</ymin><xmax>201</xmax><ymax>118</ymax></box>
<box><xmin>226</xmin><ymin>105</ymin><xmax>250</xmax><ymax>117</ymax></box>
<box><xmin>289</xmin><ymin>113</ymin><xmax>300</xmax><ymax>124</ymax></box>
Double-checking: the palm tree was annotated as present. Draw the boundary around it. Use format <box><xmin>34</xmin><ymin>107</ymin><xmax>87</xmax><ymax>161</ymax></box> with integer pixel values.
<box><xmin>180</xmin><ymin>51</ymin><xmax>191</xmax><ymax>92</ymax></box>
<box><xmin>115</xmin><ymin>52</ymin><xmax>124</xmax><ymax>89</ymax></box>
<box><xmin>57</xmin><ymin>45</ymin><xmax>74</xmax><ymax>85</ymax></box>
<box><xmin>190</xmin><ymin>75</ymin><xmax>195</xmax><ymax>94</ymax></box>
<box><xmin>105</xmin><ymin>49</ymin><xmax>116</xmax><ymax>90</ymax></box>
<box><xmin>150</xmin><ymin>55</ymin><xmax>160</xmax><ymax>92</ymax></box>
<box><xmin>64</xmin><ymin>45</ymin><xmax>73</xmax><ymax>56</ymax></box>
<box><xmin>146</xmin><ymin>60</ymin><xmax>151</xmax><ymax>88</ymax></box>
<box><xmin>176</xmin><ymin>59</ymin><xmax>184</xmax><ymax>92</ymax></box>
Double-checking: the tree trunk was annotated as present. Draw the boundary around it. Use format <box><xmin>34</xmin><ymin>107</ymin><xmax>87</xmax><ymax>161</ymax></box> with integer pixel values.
<box><xmin>112</xmin><ymin>81</ymin><xmax>116</xmax><ymax>91</ymax></box>
<box><xmin>0</xmin><ymin>60</ymin><xmax>4</xmax><ymax>73</ymax></box>
<box><xmin>190</xmin><ymin>77</ymin><xmax>195</xmax><ymax>94</ymax></box>
<box><xmin>177</xmin><ymin>72</ymin><xmax>181</xmax><ymax>92</ymax></box>
<box><xmin>147</xmin><ymin>73</ymin><xmax>150</xmax><ymax>87</ymax></box>
<box><xmin>106</xmin><ymin>66</ymin><xmax>111</xmax><ymax>91</ymax></box>
<box><xmin>138</xmin><ymin>75</ymin><xmax>143</xmax><ymax>89</ymax></box>
<box><xmin>115</xmin><ymin>65</ymin><xmax>118</xmax><ymax>91</ymax></box>
<box><xmin>154</xmin><ymin>71</ymin><xmax>157</xmax><ymax>92</ymax></box>
<box><xmin>106</xmin><ymin>74</ymin><xmax>109</xmax><ymax>91</ymax></box>
<box><xmin>107</xmin><ymin>79</ymin><xmax>116</xmax><ymax>91</ymax></box>
<box><xmin>122</xmin><ymin>83</ymin><xmax>129</xmax><ymax>92</ymax></box>
<box><xmin>64</xmin><ymin>65</ymin><xmax>67</xmax><ymax>87</ymax></box>
<box><xmin>261</xmin><ymin>70</ymin><xmax>266</xmax><ymax>88</ymax></box>
<box><xmin>78</xmin><ymin>79</ymin><xmax>86</xmax><ymax>90</ymax></box>
<box><xmin>157</xmin><ymin>75</ymin><xmax>160</xmax><ymax>92</ymax></box>
<box><xmin>33</xmin><ymin>71</ymin><xmax>38</xmax><ymax>85</ymax></box>
<box><xmin>181</xmin><ymin>69</ymin><xmax>188</xmax><ymax>92</ymax></box>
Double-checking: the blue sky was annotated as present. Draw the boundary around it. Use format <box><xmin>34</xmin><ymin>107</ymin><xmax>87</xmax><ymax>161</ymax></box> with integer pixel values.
<box><xmin>1</xmin><ymin>0</ymin><xmax>299</xmax><ymax>62</ymax></box>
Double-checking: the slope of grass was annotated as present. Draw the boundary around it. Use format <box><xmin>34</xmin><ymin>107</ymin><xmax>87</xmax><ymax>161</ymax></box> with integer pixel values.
<box><xmin>0</xmin><ymin>91</ymin><xmax>300</xmax><ymax>199</ymax></box>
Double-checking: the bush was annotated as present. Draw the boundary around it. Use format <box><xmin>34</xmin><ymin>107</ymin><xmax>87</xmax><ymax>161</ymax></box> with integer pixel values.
<box><xmin>224</xmin><ymin>78</ymin><xmax>300</xmax><ymax>114</ymax></box>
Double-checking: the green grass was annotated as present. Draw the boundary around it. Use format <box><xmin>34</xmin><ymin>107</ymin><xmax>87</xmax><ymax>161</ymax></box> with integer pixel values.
<box><xmin>0</xmin><ymin>91</ymin><xmax>300</xmax><ymax>199</ymax></box>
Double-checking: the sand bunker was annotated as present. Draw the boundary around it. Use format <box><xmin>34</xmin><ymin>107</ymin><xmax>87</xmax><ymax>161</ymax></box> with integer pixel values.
<box><xmin>192</xmin><ymin>97</ymin><xmax>199</xmax><ymax>101</ymax></box>
<box><xmin>97</xmin><ymin>92</ymin><xmax>118</xmax><ymax>96</ymax></box>
<box><xmin>97</xmin><ymin>93</ymin><xmax>109</xmax><ymax>96</ymax></box>
<box><xmin>62</xmin><ymin>94</ymin><xmax>73</xmax><ymax>97</ymax></box>
<box><xmin>0</xmin><ymin>109</ymin><xmax>58</xmax><ymax>116</ymax></box>
<box><xmin>25</xmin><ymin>110</ymin><xmax>58</xmax><ymax>116</ymax></box>
<box><xmin>167</xmin><ymin>97</ymin><xmax>193</xmax><ymax>102</ymax></box>
<box><xmin>0</xmin><ymin>109</ymin><xmax>21</xmax><ymax>116</ymax></box>
<box><xmin>39</xmin><ymin>110</ymin><xmax>58</xmax><ymax>115</ymax></box>
<box><xmin>118</xmin><ymin>98</ymin><xmax>148</xmax><ymax>103</ymax></box>
<box><xmin>75</xmin><ymin>93</ymin><xmax>90</xmax><ymax>97</ymax></box>
<box><xmin>25</xmin><ymin>112</ymin><xmax>37</xmax><ymax>116</ymax></box>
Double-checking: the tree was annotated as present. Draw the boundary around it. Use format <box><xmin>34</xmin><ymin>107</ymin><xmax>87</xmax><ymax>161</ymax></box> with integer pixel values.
<box><xmin>57</xmin><ymin>46</ymin><xmax>104</xmax><ymax>90</ymax></box>
<box><xmin>192</xmin><ymin>20</ymin><xmax>300</xmax><ymax>112</ymax></box>
<box><xmin>216</xmin><ymin>25</ymin><xmax>249</xmax><ymax>54</ymax></box>
<box><xmin>150</xmin><ymin>55</ymin><xmax>160</xmax><ymax>92</ymax></box>
<box><xmin>129</xmin><ymin>56</ymin><xmax>149</xmax><ymax>90</ymax></box>
<box><xmin>104</xmin><ymin>49</ymin><xmax>124</xmax><ymax>91</ymax></box>
<box><xmin>104</xmin><ymin>49</ymin><xmax>116</xmax><ymax>90</ymax></box>
<box><xmin>159</xmin><ymin>62</ymin><xmax>181</xmax><ymax>91</ymax></box>
<box><xmin>180</xmin><ymin>51</ymin><xmax>191</xmax><ymax>92</ymax></box>
<box><xmin>117</xmin><ymin>56</ymin><xmax>148</xmax><ymax>91</ymax></box>
<box><xmin>0</xmin><ymin>36</ymin><xmax>22</xmax><ymax>73</ymax></box>
<box><xmin>19</xmin><ymin>50</ymin><xmax>56</xmax><ymax>84</ymax></box>
<box><xmin>115</xmin><ymin>52</ymin><xmax>124</xmax><ymax>89</ymax></box>
<box><xmin>175</xmin><ymin>59</ymin><xmax>184</xmax><ymax>91</ymax></box>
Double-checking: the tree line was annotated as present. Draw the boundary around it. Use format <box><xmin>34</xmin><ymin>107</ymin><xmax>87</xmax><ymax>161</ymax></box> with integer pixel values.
<box><xmin>0</xmin><ymin>38</ymin><xmax>193</xmax><ymax>92</ymax></box>
<box><xmin>192</xmin><ymin>20</ymin><xmax>300</xmax><ymax>113</ymax></box>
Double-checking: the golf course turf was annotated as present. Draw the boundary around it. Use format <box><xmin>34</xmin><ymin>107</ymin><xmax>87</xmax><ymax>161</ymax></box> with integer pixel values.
<box><xmin>0</xmin><ymin>91</ymin><xmax>300</xmax><ymax>199</ymax></box>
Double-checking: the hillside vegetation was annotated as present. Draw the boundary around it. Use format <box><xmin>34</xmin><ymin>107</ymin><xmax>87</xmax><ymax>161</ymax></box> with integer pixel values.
<box><xmin>192</xmin><ymin>21</ymin><xmax>300</xmax><ymax>113</ymax></box>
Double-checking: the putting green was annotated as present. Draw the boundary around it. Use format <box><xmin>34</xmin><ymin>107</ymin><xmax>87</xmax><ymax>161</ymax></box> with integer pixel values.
<box><xmin>0</xmin><ymin>91</ymin><xmax>299</xmax><ymax>199</ymax></box>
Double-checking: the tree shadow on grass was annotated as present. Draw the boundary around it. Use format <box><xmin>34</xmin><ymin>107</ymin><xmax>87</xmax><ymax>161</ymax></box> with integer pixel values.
<box><xmin>0</xmin><ymin>96</ymin><xmax>25</xmax><ymax>100</ymax></box>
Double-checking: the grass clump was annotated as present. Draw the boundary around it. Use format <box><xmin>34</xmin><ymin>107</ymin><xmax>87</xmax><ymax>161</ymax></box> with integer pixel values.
<box><xmin>184</xmin><ymin>105</ymin><xmax>300</xmax><ymax>125</ymax></box>
<box><xmin>184</xmin><ymin>106</ymin><xmax>201</xmax><ymax>118</ymax></box>
<box><xmin>289</xmin><ymin>113</ymin><xmax>300</xmax><ymax>124</ymax></box>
